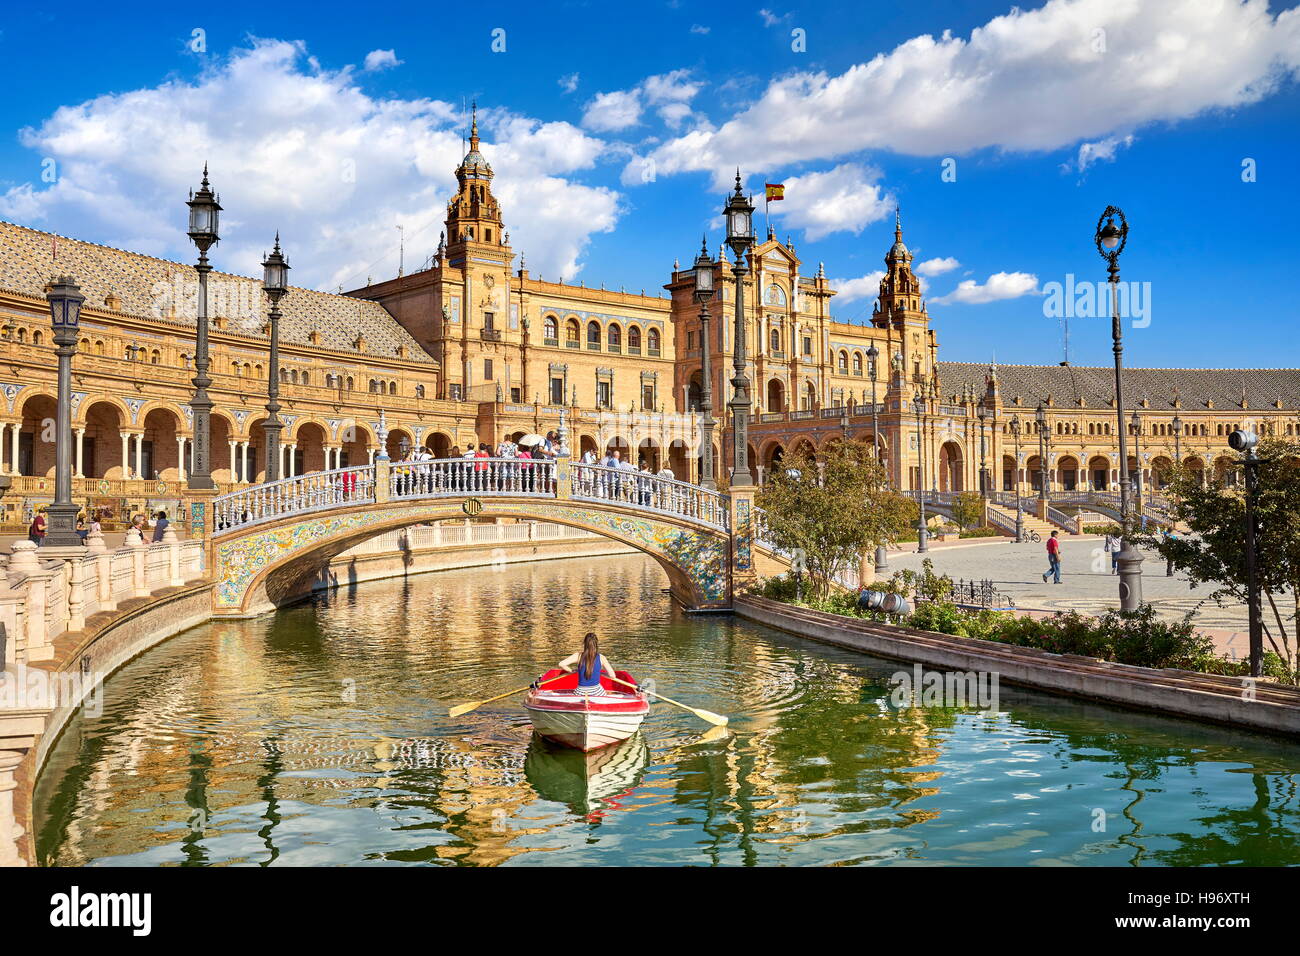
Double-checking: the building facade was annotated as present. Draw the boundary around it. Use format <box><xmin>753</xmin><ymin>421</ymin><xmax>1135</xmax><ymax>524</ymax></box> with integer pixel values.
<box><xmin>0</xmin><ymin>122</ymin><xmax>1295</xmax><ymax>529</ymax></box>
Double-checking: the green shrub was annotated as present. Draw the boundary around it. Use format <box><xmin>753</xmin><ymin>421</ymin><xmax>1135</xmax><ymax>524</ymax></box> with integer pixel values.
<box><xmin>1083</xmin><ymin>523</ymin><xmax>1121</xmax><ymax>535</ymax></box>
<box><xmin>959</xmin><ymin>528</ymin><xmax>1000</xmax><ymax>538</ymax></box>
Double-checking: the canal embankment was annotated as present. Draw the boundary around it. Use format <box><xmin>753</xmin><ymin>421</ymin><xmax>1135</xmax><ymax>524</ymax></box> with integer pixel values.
<box><xmin>736</xmin><ymin>594</ymin><xmax>1300</xmax><ymax>738</ymax></box>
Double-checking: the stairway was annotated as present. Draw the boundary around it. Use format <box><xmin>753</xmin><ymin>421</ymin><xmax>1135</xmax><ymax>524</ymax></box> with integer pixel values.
<box><xmin>986</xmin><ymin>502</ymin><xmax>1061</xmax><ymax>539</ymax></box>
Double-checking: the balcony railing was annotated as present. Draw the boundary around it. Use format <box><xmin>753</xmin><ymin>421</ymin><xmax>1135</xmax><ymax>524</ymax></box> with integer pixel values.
<box><xmin>543</xmin><ymin>337</ymin><xmax>559</xmax><ymax>347</ymax></box>
<box><xmin>480</xmin><ymin>328</ymin><xmax>502</xmax><ymax>342</ymax></box>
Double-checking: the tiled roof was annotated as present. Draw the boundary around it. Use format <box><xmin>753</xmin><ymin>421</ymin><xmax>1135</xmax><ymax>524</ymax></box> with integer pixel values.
<box><xmin>938</xmin><ymin>361</ymin><xmax>1300</xmax><ymax>411</ymax></box>
<box><xmin>0</xmin><ymin>221</ymin><xmax>434</xmax><ymax>364</ymax></box>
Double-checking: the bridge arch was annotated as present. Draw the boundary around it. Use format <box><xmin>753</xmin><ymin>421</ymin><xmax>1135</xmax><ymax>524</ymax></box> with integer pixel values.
<box><xmin>214</xmin><ymin>497</ymin><xmax>732</xmax><ymax>617</ymax></box>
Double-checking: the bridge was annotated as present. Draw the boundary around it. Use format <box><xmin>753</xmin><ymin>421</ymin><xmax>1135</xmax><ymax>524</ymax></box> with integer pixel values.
<box><xmin>202</xmin><ymin>455</ymin><xmax>790</xmax><ymax>615</ymax></box>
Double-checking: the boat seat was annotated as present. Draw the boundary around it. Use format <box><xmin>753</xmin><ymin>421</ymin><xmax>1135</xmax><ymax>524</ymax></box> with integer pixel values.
<box><xmin>537</xmin><ymin>668</ymin><xmax>637</xmax><ymax>692</ymax></box>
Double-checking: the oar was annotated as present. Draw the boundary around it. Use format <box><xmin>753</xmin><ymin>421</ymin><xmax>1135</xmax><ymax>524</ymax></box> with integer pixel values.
<box><xmin>449</xmin><ymin>674</ymin><xmax>565</xmax><ymax>718</ymax></box>
<box><xmin>605</xmin><ymin>674</ymin><xmax>728</xmax><ymax>727</ymax></box>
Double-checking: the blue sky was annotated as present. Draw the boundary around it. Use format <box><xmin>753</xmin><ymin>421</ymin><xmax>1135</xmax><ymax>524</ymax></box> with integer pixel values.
<box><xmin>1</xmin><ymin>0</ymin><xmax>1298</xmax><ymax>369</ymax></box>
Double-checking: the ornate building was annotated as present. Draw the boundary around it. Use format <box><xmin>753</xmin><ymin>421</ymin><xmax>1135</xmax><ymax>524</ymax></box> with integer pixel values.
<box><xmin>0</xmin><ymin>117</ymin><xmax>1295</xmax><ymax>530</ymax></box>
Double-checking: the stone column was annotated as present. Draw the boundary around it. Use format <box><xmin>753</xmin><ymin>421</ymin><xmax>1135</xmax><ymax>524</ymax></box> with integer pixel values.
<box><xmin>240</xmin><ymin>441</ymin><xmax>250</xmax><ymax>482</ymax></box>
<box><xmin>120</xmin><ymin>432</ymin><xmax>129</xmax><ymax>477</ymax></box>
<box><xmin>74</xmin><ymin>428</ymin><xmax>85</xmax><ymax>477</ymax></box>
<box><xmin>10</xmin><ymin>422</ymin><xmax>20</xmax><ymax>476</ymax></box>
<box><xmin>176</xmin><ymin>435</ymin><xmax>188</xmax><ymax>481</ymax></box>
<box><xmin>133</xmin><ymin>432</ymin><xmax>144</xmax><ymax>480</ymax></box>
<box><xmin>0</xmin><ymin>750</ymin><xmax>28</xmax><ymax>867</ymax></box>
<box><xmin>228</xmin><ymin>440</ymin><xmax>237</xmax><ymax>481</ymax></box>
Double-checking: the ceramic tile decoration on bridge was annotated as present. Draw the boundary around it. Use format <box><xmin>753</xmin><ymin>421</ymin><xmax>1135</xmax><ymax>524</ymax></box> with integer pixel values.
<box><xmin>207</xmin><ymin>453</ymin><xmax>779</xmax><ymax>614</ymax></box>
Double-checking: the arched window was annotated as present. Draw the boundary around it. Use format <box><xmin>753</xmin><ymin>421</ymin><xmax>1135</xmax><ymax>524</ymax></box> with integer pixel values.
<box><xmin>243</xmin><ymin>362</ymin><xmax>252</xmax><ymax>376</ymax></box>
<box><xmin>852</xmin><ymin>352</ymin><xmax>863</xmax><ymax>375</ymax></box>
<box><xmin>838</xmin><ymin>350</ymin><xmax>848</xmax><ymax>372</ymax></box>
<box><xmin>415</xmin><ymin>384</ymin><xmax>425</xmax><ymax>398</ymax></box>
<box><xmin>544</xmin><ymin>315</ymin><xmax>558</xmax><ymax>341</ymax></box>
<box><xmin>16</xmin><ymin>328</ymin><xmax>26</xmax><ymax>343</ymax></box>
<box><xmin>587</xmin><ymin>321</ymin><xmax>601</xmax><ymax>349</ymax></box>
<box><xmin>647</xmin><ymin>328</ymin><xmax>660</xmax><ymax>353</ymax></box>
<box><xmin>628</xmin><ymin>326</ymin><xmax>642</xmax><ymax>352</ymax></box>
<box><xmin>95</xmin><ymin>340</ymin><xmax>105</xmax><ymax>355</ymax></box>
<box><xmin>566</xmin><ymin>318</ymin><xmax>580</xmax><ymax>344</ymax></box>
<box><xmin>769</xmin><ymin>326</ymin><xmax>781</xmax><ymax>351</ymax></box>
<box><xmin>281</xmin><ymin>368</ymin><xmax>290</xmax><ymax>383</ymax></box>
<box><xmin>369</xmin><ymin>379</ymin><xmax>378</xmax><ymax>393</ymax></box>
<box><xmin>608</xmin><ymin>324</ymin><xmax>622</xmax><ymax>350</ymax></box>
<box><xmin>389</xmin><ymin>381</ymin><xmax>398</xmax><ymax>395</ymax></box>
<box><xmin>33</xmin><ymin>331</ymin><xmax>44</xmax><ymax>346</ymax></box>
<box><xmin>346</xmin><ymin>376</ymin><xmax>354</xmax><ymax>391</ymax></box>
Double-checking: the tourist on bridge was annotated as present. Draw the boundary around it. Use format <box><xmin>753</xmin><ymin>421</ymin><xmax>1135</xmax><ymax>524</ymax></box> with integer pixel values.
<box><xmin>151</xmin><ymin>511</ymin><xmax>170</xmax><ymax>543</ymax></box>
<box><xmin>1042</xmin><ymin>530</ymin><xmax>1062</xmax><ymax>585</ymax></box>
<box><xmin>601</xmin><ymin>449</ymin><xmax>621</xmax><ymax>498</ymax></box>
<box><xmin>656</xmin><ymin>462</ymin><xmax>675</xmax><ymax>510</ymax></box>
<box><xmin>518</xmin><ymin>445</ymin><xmax>535</xmax><ymax>492</ymax></box>
<box><xmin>556</xmin><ymin>632</ymin><xmax>619</xmax><ymax>697</ymax></box>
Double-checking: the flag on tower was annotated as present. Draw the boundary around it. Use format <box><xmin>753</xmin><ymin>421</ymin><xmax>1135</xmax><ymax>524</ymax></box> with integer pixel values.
<box><xmin>765</xmin><ymin>183</ymin><xmax>785</xmax><ymax>201</ymax></box>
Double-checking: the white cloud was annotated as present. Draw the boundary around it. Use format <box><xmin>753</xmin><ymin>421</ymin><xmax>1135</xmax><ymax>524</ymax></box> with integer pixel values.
<box><xmin>915</xmin><ymin>256</ymin><xmax>960</xmax><ymax>277</ymax></box>
<box><xmin>635</xmin><ymin>0</ymin><xmax>1300</xmax><ymax>188</ymax></box>
<box><xmin>1074</xmin><ymin>133</ymin><xmax>1134</xmax><ymax>170</ymax></box>
<box><xmin>690</xmin><ymin>24</ymin><xmax>710</xmax><ymax>35</ymax></box>
<box><xmin>582</xmin><ymin>69</ymin><xmax>704</xmax><ymax>132</ymax></box>
<box><xmin>758</xmin><ymin>9</ymin><xmax>782</xmax><ymax>27</ymax></box>
<box><xmin>830</xmin><ymin>271</ymin><xmax>885</xmax><ymax>304</ymax></box>
<box><xmin>0</xmin><ymin>39</ymin><xmax>619</xmax><ymax>289</ymax></box>
<box><xmin>770</xmin><ymin>163</ymin><xmax>893</xmax><ymax>240</ymax></box>
<box><xmin>558</xmin><ymin>72</ymin><xmax>580</xmax><ymax>95</ymax></box>
<box><xmin>362</xmin><ymin>49</ymin><xmax>401</xmax><ymax>72</ymax></box>
<box><xmin>931</xmin><ymin>271</ymin><xmax>1040</xmax><ymax>305</ymax></box>
<box><xmin>582</xmin><ymin>89</ymin><xmax>643</xmax><ymax>131</ymax></box>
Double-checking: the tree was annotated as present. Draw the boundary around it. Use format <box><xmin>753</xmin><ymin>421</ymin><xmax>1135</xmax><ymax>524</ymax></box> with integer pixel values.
<box><xmin>755</xmin><ymin>439</ymin><xmax>914</xmax><ymax>598</ymax></box>
<box><xmin>1135</xmin><ymin>439</ymin><xmax>1300</xmax><ymax>679</ymax></box>
<box><xmin>951</xmin><ymin>491</ymin><xmax>984</xmax><ymax>531</ymax></box>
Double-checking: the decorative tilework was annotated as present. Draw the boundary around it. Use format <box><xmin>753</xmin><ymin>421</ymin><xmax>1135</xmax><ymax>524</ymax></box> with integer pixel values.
<box><xmin>735</xmin><ymin>499</ymin><xmax>753</xmax><ymax>571</ymax></box>
<box><xmin>0</xmin><ymin>382</ymin><xmax>23</xmax><ymax>412</ymax></box>
<box><xmin>213</xmin><ymin>499</ymin><xmax>731</xmax><ymax>610</ymax></box>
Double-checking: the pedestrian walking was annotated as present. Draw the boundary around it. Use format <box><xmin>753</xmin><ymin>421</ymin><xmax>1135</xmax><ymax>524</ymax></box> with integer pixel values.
<box><xmin>1042</xmin><ymin>530</ymin><xmax>1062</xmax><ymax>585</ymax></box>
<box><xmin>1103</xmin><ymin>530</ymin><xmax>1120</xmax><ymax>574</ymax></box>
<box><xmin>28</xmin><ymin>509</ymin><xmax>46</xmax><ymax>546</ymax></box>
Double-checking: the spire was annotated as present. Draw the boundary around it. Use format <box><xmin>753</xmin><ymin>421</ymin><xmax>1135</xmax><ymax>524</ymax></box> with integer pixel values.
<box><xmin>700</xmin><ymin>234</ymin><xmax>709</xmax><ymax>257</ymax></box>
<box><xmin>469</xmin><ymin>99</ymin><xmax>480</xmax><ymax>152</ymax></box>
<box><xmin>894</xmin><ymin>206</ymin><xmax>902</xmax><ymax>242</ymax></box>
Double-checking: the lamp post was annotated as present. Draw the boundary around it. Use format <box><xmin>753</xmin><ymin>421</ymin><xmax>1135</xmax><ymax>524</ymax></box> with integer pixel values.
<box><xmin>867</xmin><ymin>344</ymin><xmax>888</xmax><ymax>573</ymax></box>
<box><xmin>1096</xmin><ymin>205</ymin><xmax>1142</xmax><ymax>610</ymax></box>
<box><xmin>693</xmin><ymin>237</ymin><xmax>717</xmax><ymax>490</ymax></box>
<box><xmin>1010</xmin><ymin>414</ymin><xmax>1025</xmax><ymax>542</ymax></box>
<box><xmin>1131</xmin><ymin>409</ymin><xmax>1144</xmax><ymax>515</ymax></box>
<box><xmin>262</xmin><ymin>235</ymin><xmax>290</xmax><ymax>482</ymax></box>
<box><xmin>44</xmin><ymin>276</ymin><xmax>85</xmax><ymax>547</ymax></box>
<box><xmin>1172</xmin><ymin>413</ymin><xmax>1182</xmax><ymax>464</ymax></box>
<box><xmin>977</xmin><ymin>402</ymin><xmax>988</xmax><ymax>498</ymax></box>
<box><xmin>914</xmin><ymin>390</ymin><xmax>929</xmax><ymax>552</ymax></box>
<box><xmin>1036</xmin><ymin>402</ymin><xmax>1050</xmax><ymax>505</ymax></box>
<box><xmin>1228</xmin><ymin>428</ymin><xmax>1263</xmax><ymax>676</ymax></box>
<box><xmin>185</xmin><ymin>166</ymin><xmax>221</xmax><ymax>490</ymax></box>
<box><xmin>723</xmin><ymin>172</ymin><xmax>755</xmax><ymax>486</ymax></box>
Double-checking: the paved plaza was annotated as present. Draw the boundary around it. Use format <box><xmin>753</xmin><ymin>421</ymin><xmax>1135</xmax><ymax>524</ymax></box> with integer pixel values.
<box><xmin>880</xmin><ymin>534</ymin><xmax>1257</xmax><ymax>659</ymax></box>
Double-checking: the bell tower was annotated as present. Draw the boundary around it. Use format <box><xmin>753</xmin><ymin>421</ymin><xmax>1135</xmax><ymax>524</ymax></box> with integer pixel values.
<box><xmin>872</xmin><ymin>210</ymin><xmax>934</xmax><ymax>386</ymax></box>
<box><xmin>445</xmin><ymin>104</ymin><xmax>505</xmax><ymax>251</ymax></box>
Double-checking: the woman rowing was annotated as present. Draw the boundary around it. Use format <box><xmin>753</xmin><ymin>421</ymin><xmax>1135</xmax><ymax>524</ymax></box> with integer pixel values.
<box><xmin>557</xmin><ymin>632</ymin><xmax>618</xmax><ymax>696</ymax></box>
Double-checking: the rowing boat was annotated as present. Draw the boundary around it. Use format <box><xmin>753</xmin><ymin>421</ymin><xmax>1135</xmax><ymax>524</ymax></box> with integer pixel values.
<box><xmin>523</xmin><ymin>668</ymin><xmax>650</xmax><ymax>751</ymax></box>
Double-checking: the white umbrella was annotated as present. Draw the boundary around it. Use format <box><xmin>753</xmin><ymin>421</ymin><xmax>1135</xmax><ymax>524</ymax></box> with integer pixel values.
<box><xmin>517</xmin><ymin>433</ymin><xmax>547</xmax><ymax>446</ymax></box>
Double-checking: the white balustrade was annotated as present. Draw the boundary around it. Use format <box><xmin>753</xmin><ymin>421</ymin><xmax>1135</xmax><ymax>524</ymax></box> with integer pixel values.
<box><xmin>570</xmin><ymin>464</ymin><xmax>729</xmax><ymax>531</ymax></box>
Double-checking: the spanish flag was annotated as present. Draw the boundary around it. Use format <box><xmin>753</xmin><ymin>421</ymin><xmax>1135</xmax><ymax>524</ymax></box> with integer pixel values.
<box><xmin>765</xmin><ymin>183</ymin><xmax>785</xmax><ymax>201</ymax></box>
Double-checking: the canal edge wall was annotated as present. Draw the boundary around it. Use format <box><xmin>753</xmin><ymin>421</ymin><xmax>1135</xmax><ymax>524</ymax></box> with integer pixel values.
<box><xmin>734</xmin><ymin>595</ymin><xmax>1300</xmax><ymax>738</ymax></box>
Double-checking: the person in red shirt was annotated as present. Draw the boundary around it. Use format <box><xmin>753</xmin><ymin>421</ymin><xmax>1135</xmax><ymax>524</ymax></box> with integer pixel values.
<box><xmin>28</xmin><ymin>510</ymin><xmax>46</xmax><ymax>546</ymax></box>
<box><xmin>1042</xmin><ymin>530</ymin><xmax>1062</xmax><ymax>584</ymax></box>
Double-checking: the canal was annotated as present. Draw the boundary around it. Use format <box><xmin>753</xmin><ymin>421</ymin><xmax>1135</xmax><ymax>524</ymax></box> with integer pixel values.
<box><xmin>33</xmin><ymin>553</ymin><xmax>1300</xmax><ymax>866</ymax></box>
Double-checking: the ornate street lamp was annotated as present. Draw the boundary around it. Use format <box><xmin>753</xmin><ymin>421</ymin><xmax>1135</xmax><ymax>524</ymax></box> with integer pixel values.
<box><xmin>693</xmin><ymin>237</ymin><xmax>717</xmax><ymax>489</ymax></box>
<box><xmin>44</xmin><ymin>276</ymin><xmax>85</xmax><ymax>547</ymax></box>
<box><xmin>723</xmin><ymin>171</ymin><xmax>755</xmax><ymax>485</ymax></box>
<box><xmin>914</xmin><ymin>390</ymin><xmax>929</xmax><ymax>553</ymax></box>
<box><xmin>262</xmin><ymin>234</ymin><xmax>290</xmax><ymax>482</ymax></box>
<box><xmin>1131</xmin><ymin>409</ymin><xmax>1144</xmax><ymax>513</ymax></box>
<box><xmin>186</xmin><ymin>165</ymin><xmax>222</xmax><ymax>490</ymax></box>
<box><xmin>1010</xmin><ymin>414</ymin><xmax>1025</xmax><ymax>542</ymax></box>
<box><xmin>1036</xmin><ymin>401</ymin><xmax>1050</xmax><ymax>504</ymax></box>
<box><xmin>1172</xmin><ymin>413</ymin><xmax>1182</xmax><ymax>464</ymax></box>
<box><xmin>1228</xmin><ymin>428</ymin><xmax>1263</xmax><ymax>676</ymax></box>
<box><xmin>977</xmin><ymin>401</ymin><xmax>988</xmax><ymax>498</ymax></box>
<box><xmin>866</xmin><ymin>344</ymin><xmax>889</xmax><ymax>573</ymax></box>
<box><xmin>1096</xmin><ymin>204</ymin><xmax>1143</xmax><ymax>610</ymax></box>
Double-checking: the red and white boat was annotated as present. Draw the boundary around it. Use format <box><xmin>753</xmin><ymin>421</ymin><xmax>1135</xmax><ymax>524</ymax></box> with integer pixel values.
<box><xmin>523</xmin><ymin>669</ymin><xmax>650</xmax><ymax>752</ymax></box>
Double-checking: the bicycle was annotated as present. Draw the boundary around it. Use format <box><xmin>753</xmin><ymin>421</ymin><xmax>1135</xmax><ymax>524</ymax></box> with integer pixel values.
<box><xmin>1024</xmin><ymin>529</ymin><xmax>1041</xmax><ymax>543</ymax></box>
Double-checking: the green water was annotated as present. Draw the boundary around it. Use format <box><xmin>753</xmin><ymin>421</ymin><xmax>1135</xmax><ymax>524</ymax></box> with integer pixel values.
<box><xmin>33</xmin><ymin>553</ymin><xmax>1300</xmax><ymax>866</ymax></box>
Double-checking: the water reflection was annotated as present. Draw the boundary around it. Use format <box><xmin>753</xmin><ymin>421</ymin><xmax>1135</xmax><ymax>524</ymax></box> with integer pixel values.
<box><xmin>33</xmin><ymin>553</ymin><xmax>1300</xmax><ymax>867</ymax></box>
